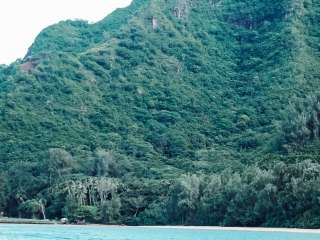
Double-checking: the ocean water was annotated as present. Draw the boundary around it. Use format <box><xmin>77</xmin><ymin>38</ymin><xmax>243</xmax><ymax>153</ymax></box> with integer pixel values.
<box><xmin>0</xmin><ymin>224</ymin><xmax>319</xmax><ymax>240</ymax></box>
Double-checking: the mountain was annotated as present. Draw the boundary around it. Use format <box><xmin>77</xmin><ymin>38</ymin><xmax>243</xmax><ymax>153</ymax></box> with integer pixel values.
<box><xmin>0</xmin><ymin>0</ymin><xmax>320</xmax><ymax>227</ymax></box>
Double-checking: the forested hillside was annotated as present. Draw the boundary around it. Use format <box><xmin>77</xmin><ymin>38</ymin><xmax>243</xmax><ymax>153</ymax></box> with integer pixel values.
<box><xmin>0</xmin><ymin>0</ymin><xmax>320</xmax><ymax>227</ymax></box>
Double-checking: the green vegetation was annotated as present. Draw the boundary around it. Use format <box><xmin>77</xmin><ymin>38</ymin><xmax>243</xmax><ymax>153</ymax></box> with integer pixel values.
<box><xmin>0</xmin><ymin>0</ymin><xmax>319</xmax><ymax>227</ymax></box>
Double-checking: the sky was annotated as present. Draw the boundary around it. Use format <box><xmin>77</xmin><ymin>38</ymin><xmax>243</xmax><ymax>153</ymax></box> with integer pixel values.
<box><xmin>0</xmin><ymin>0</ymin><xmax>132</xmax><ymax>64</ymax></box>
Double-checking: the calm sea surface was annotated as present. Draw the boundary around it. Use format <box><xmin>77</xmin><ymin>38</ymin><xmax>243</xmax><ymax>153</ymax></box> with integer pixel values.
<box><xmin>0</xmin><ymin>224</ymin><xmax>319</xmax><ymax>240</ymax></box>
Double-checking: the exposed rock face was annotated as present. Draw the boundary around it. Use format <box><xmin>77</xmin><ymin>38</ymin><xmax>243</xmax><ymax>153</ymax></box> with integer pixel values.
<box><xmin>152</xmin><ymin>17</ymin><xmax>158</xmax><ymax>30</ymax></box>
<box><xmin>20</xmin><ymin>61</ymin><xmax>34</xmax><ymax>72</ymax></box>
<box><xmin>210</xmin><ymin>0</ymin><xmax>222</xmax><ymax>7</ymax></box>
<box><xmin>173</xmin><ymin>0</ymin><xmax>189</xmax><ymax>19</ymax></box>
<box><xmin>20</xmin><ymin>57</ymin><xmax>39</xmax><ymax>73</ymax></box>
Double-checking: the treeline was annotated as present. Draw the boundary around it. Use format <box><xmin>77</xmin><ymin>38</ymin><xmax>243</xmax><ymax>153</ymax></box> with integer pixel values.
<box><xmin>164</xmin><ymin>160</ymin><xmax>320</xmax><ymax>228</ymax></box>
<box><xmin>69</xmin><ymin>159</ymin><xmax>320</xmax><ymax>228</ymax></box>
<box><xmin>1</xmin><ymin>150</ymin><xmax>320</xmax><ymax>228</ymax></box>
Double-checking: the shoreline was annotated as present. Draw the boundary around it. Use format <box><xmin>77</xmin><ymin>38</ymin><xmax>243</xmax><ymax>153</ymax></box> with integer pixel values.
<box><xmin>1</xmin><ymin>219</ymin><xmax>319</xmax><ymax>234</ymax></box>
<box><xmin>138</xmin><ymin>226</ymin><xmax>320</xmax><ymax>234</ymax></box>
<box><xmin>0</xmin><ymin>218</ymin><xmax>55</xmax><ymax>225</ymax></box>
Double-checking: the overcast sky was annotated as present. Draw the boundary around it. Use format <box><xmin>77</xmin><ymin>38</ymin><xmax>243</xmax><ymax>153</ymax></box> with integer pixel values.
<box><xmin>0</xmin><ymin>0</ymin><xmax>132</xmax><ymax>64</ymax></box>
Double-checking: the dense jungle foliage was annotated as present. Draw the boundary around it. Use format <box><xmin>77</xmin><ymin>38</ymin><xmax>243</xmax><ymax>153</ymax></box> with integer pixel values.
<box><xmin>0</xmin><ymin>0</ymin><xmax>320</xmax><ymax>227</ymax></box>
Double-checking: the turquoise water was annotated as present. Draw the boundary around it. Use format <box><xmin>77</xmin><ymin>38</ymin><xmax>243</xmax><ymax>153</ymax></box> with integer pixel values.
<box><xmin>0</xmin><ymin>224</ymin><xmax>319</xmax><ymax>240</ymax></box>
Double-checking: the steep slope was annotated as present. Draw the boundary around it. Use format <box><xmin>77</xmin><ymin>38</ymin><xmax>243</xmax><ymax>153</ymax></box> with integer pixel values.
<box><xmin>0</xmin><ymin>0</ymin><xmax>319</xmax><ymax>226</ymax></box>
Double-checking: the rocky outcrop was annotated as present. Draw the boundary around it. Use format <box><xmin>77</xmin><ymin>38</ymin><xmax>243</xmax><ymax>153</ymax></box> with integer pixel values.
<box><xmin>173</xmin><ymin>0</ymin><xmax>189</xmax><ymax>19</ymax></box>
<box><xmin>152</xmin><ymin>16</ymin><xmax>158</xmax><ymax>30</ymax></box>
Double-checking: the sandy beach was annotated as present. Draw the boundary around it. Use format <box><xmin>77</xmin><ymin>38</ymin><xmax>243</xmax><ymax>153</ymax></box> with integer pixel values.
<box><xmin>1</xmin><ymin>219</ymin><xmax>320</xmax><ymax>234</ymax></box>
<box><xmin>138</xmin><ymin>226</ymin><xmax>320</xmax><ymax>234</ymax></box>
<box><xmin>49</xmin><ymin>224</ymin><xmax>320</xmax><ymax>234</ymax></box>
